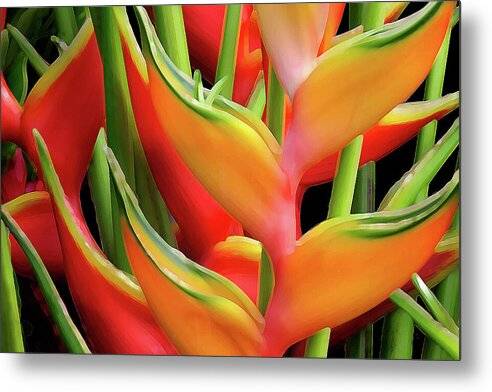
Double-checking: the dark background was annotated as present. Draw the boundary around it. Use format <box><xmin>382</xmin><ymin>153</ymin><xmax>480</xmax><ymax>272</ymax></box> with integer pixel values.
<box><xmin>11</xmin><ymin>2</ymin><xmax>460</xmax><ymax>357</ymax></box>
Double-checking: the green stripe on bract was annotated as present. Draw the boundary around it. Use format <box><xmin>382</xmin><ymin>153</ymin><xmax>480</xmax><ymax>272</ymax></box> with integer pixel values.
<box><xmin>360</xmin><ymin>2</ymin><xmax>443</xmax><ymax>48</ymax></box>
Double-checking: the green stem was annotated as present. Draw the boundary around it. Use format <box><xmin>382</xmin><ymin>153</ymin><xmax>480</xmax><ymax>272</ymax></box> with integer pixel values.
<box><xmin>390</xmin><ymin>289</ymin><xmax>459</xmax><ymax>360</ymax></box>
<box><xmin>327</xmin><ymin>136</ymin><xmax>364</xmax><ymax>218</ymax></box>
<box><xmin>215</xmin><ymin>4</ymin><xmax>241</xmax><ymax>99</ymax></box>
<box><xmin>422</xmin><ymin>268</ymin><xmax>460</xmax><ymax>359</ymax></box>
<box><xmin>6</xmin><ymin>24</ymin><xmax>49</xmax><ymax>75</ymax></box>
<box><xmin>88</xmin><ymin>129</ymin><xmax>115</xmax><ymax>259</ymax></box>
<box><xmin>345</xmin><ymin>162</ymin><xmax>375</xmax><ymax>358</ymax></box>
<box><xmin>1</xmin><ymin>210</ymin><xmax>90</xmax><ymax>354</ymax></box>
<box><xmin>380</xmin><ymin>309</ymin><xmax>415</xmax><ymax>359</ymax></box>
<box><xmin>153</xmin><ymin>5</ymin><xmax>191</xmax><ymax>76</ymax></box>
<box><xmin>0</xmin><ymin>221</ymin><xmax>24</xmax><ymax>353</ymax></box>
<box><xmin>54</xmin><ymin>7</ymin><xmax>78</xmax><ymax>45</ymax></box>
<box><xmin>266</xmin><ymin>65</ymin><xmax>285</xmax><ymax>144</ymax></box>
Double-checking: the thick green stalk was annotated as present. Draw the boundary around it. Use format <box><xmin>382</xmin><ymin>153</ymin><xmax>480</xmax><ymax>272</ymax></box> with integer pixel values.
<box><xmin>1</xmin><ymin>211</ymin><xmax>90</xmax><ymax>353</ymax></box>
<box><xmin>54</xmin><ymin>7</ymin><xmax>78</xmax><ymax>44</ymax></box>
<box><xmin>88</xmin><ymin>130</ymin><xmax>115</xmax><ymax>259</ymax></box>
<box><xmin>345</xmin><ymin>162</ymin><xmax>375</xmax><ymax>358</ymax></box>
<box><xmin>215</xmin><ymin>4</ymin><xmax>241</xmax><ymax>99</ymax></box>
<box><xmin>266</xmin><ymin>65</ymin><xmax>285</xmax><ymax>144</ymax></box>
<box><xmin>0</xmin><ymin>221</ymin><xmax>24</xmax><ymax>353</ymax></box>
<box><xmin>380</xmin><ymin>309</ymin><xmax>414</xmax><ymax>359</ymax></box>
<box><xmin>422</xmin><ymin>268</ymin><xmax>460</xmax><ymax>359</ymax></box>
<box><xmin>154</xmin><ymin>5</ymin><xmax>191</xmax><ymax>76</ymax></box>
<box><xmin>327</xmin><ymin>136</ymin><xmax>364</xmax><ymax>218</ymax></box>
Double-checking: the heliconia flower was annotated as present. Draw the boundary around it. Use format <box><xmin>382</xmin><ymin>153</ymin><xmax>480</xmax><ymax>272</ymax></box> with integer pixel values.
<box><xmin>115</xmin><ymin>8</ymin><xmax>243</xmax><ymax>260</ymax></box>
<box><xmin>1</xmin><ymin>74</ymin><xmax>22</xmax><ymax>142</ymax></box>
<box><xmin>108</xmin><ymin>149</ymin><xmax>264</xmax><ymax>356</ymax></box>
<box><xmin>301</xmin><ymin>92</ymin><xmax>459</xmax><ymax>187</ymax></box>
<box><xmin>182</xmin><ymin>4</ymin><xmax>262</xmax><ymax>105</ymax></box>
<box><xmin>384</xmin><ymin>2</ymin><xmax>410</xmax><ymax>24</ymax></box>
<box><xmin>34</xmin><ymin>129</ymin><xmax>176</xmax><ymax>355</ymax></box>
<box><xmin>134</xmin><ymin>7</ymin><xmax>295</xmax><ymax>256</ymax></box>
<box><xmin>202</xmin><ymin>225</ymin><xmax>459</xmax><ymax>346</ymax></box>
<box><xmin>262</xmin><ymin>175</ymin><xmax>459</xmax><ymax>355</ymax></box>
<box><xmin>261</xmin><ymin>1</ymin><xmax>456</xmax><ymax>183</ymax></box>
<box><xmin>3</xmin><ymin>18</ymin><xmax>105</xmax><ymax>202</ymax></box>
<box><xmin>2</xmin><ymin>191</ymin><xmax>64</xmax><ymax>279</ymax></box>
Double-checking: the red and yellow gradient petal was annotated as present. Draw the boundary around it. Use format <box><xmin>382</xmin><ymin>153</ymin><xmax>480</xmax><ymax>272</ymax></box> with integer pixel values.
<box><xmin>255</xmin><ymin>3</ymin><xmax>329</xmax><ymax>99</ymax></box>
<box><xmin>282</xmin><ymin>1</ymin><xmax>455</xmax><ymax>182</ymax></box>
<box><xmin>3</xmin><ymin>191</ymin><xmax>64</xmax><ymax>279</ymax></box>
<box><xmin>262</xmin><ymin>178</ymin><xmax>459</xmax><ymax>355</ymax></box>
<box><xmin>301</xmin><ymin>92</ymin><xmax>459</xmax><ymax>187</ymax></box>
<box><xmin>34</xmin><ymin>130</ymin><xmax>176</xmax><ymax>355</ymax></box>
<box><xmin>333</xmin><ymin>229</ymin><xmax>458</xmax><ymax>343</ymax></box>
<box><xmin>108</xmin><ymin>150</ymin><xmax>264</xmax><ymax>356</ymax></box>
<box><xmin>18</xmin><ymin>19</ymin><xmax>104</xmax><ymax>201</ymax></box>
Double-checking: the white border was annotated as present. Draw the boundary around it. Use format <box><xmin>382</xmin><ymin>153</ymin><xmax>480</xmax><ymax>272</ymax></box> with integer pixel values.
<box><xmin>1</xmin><ymin>0</ymin><xmax>492</xmax><ymax>390</ymax></box>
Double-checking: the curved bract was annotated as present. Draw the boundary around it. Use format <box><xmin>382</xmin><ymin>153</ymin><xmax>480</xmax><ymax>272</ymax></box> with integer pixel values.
<box><xmin>107</xmin><ymin>148</ymin><xmax>264</xmax><ymax>356</ymax></box>
<box><xmin>262</xmin><ymin>174</ymin><xmax>459</xmax><ymax>355</ymax></box>
<box><xmin>3</xmin><ymin>191</ymin><xmax>64</xmax><ymax>279</ymax></box>
<box><xmin>281</xmin><ymin>1</ymin><xmax>455</xmax><ymax>182</ymax></box>
<box><xmin>301</xmin><ymin>92</ymin><xmax>459</xmax><ymax>186</ymax></box>
<box><xmin>18</xmin><ymin>19</ymin><xmax>104</xmax><ymax>201</ymax></box>
<box><xmin>34</xmin><ymin>130</ymin><xmax>176</xmax><ymax>355</ymax></box>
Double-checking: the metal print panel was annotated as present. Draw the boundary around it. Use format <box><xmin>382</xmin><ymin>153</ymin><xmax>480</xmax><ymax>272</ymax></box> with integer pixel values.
<box><xmin>0</xmin><ymin>1</ymin><xmax>460</xmax><ymax>359</ymax></box>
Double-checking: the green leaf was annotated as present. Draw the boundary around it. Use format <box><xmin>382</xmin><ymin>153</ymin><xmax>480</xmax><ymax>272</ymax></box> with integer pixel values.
<box><xmin>380</xmin><ymin>119</ymin><xmax>459</xmax><ymax>211</ymax></box>
<box><xmin>6</xmin><ymin>23</ymin><xmax>49</xmax><ymax>75</ymax></box>
<box><xmin>412</xmin><ymin>273</ymin><xmax>459</xmax><ymax>335</ymax></box>
<box><xmin>6</xmin><ymin>54</ymin><xmax>29</xmax><ymax>104</ymax></box>
<box><xmin>88</xmin><ymin>129</ymin><xmax>115</xmax><ymax>259</ymax></box>
<box><xmin>1</xmin><ymin>209</ymin><xmax>91</xmax><ymax>354</ymax></box>
<box><xmin>0</xmin><ymin>221</ymin><xmax>24</xmax><ymax>353</ymax></box>
<box><xmin>390</xmin><ymin>289</ymin><xmax>459</xmax><ymax>360</ymax></box>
